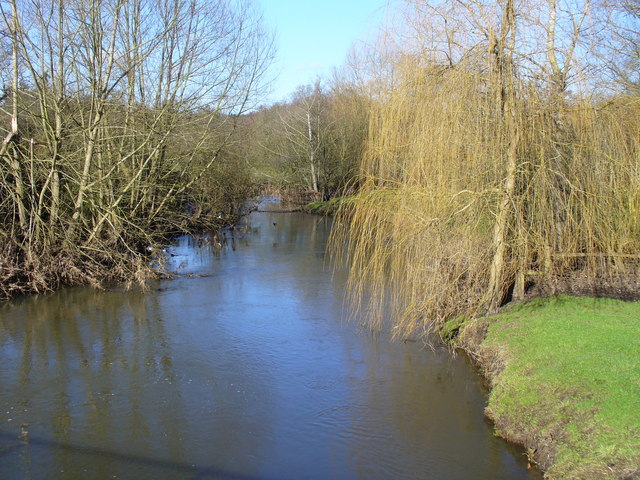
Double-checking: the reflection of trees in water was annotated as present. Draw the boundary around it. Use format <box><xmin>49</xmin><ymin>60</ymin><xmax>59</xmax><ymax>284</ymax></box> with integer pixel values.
<box><xmin>0</xmin><ymin>212</ymin><xmax>538</xmax><ymax>479</ymax></box>
<box><xmin>0</xmin><ymin>250</ymin><xmax>277</xmax><ymax>478</ymax></box>
<box><xmin>265</xmin><ymin>212</ymin><xmax>334</xmax><ymax>302</ymax></box>
<box><xmin>0</xmin><ymin>288</ymin><xmax>191</xmax><ymax>477</ymax></box>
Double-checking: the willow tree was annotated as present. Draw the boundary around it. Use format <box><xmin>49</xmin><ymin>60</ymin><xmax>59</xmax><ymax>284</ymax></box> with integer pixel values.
<box><xmin>332</xmin><ymin>0</ymin><xmax>640</xmax><ymax>337</ymax></box>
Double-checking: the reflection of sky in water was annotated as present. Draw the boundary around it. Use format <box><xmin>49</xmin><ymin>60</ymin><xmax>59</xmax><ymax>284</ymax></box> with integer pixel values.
<box><xmin>0</xmin><ymin>210</ymin><xmax>541</xmax><ymax>480</ymax></box>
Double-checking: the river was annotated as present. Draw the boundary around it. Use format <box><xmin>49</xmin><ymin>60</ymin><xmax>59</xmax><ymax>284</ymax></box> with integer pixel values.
<box><xmin>0</xmin><ymin>204</ymin><xmax>541</xmax><ymax>479</ymax></box>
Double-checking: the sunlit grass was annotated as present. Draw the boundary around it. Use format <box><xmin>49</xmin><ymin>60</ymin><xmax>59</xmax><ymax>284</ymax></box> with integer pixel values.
<box><xmin>304</xmin><ymin>196</ymin><xmax>353</xmax><ymax>216</ymax></box>
<box><xmin>478</xmin><ymin>296</ymin><xmax>640</xmax><ymax>479</ymax></box>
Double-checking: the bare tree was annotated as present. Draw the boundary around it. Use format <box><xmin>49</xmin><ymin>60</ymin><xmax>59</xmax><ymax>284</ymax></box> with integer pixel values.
<box><xmin>278</xmin><ymin>81</ymin><xmax>327</xmax><ymax>195</ymax></box>
<box><xmin>0</xmin><ymin>0</ymin><xmax>275</xmax><ymax>296</ymax></box>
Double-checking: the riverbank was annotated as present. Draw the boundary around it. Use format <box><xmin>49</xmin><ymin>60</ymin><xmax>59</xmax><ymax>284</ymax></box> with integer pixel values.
<box><xmin>303</xmin><ymin>196</ymin><xmax>353</xmax><ymax>216</ymax></box>
<box><xmin>449</xmin><ymin>296</ymin><xmax>640</xmax><ymax>479</ymax></box>
<box><xmin>0</xmin><ymin>189</ymin><xmax>318</xmax><ymax>300</ymax></box>
<box><xmin>0</xmin><ymin>205</ymin><xmax>247</xmax><ymax>301</ymax></box>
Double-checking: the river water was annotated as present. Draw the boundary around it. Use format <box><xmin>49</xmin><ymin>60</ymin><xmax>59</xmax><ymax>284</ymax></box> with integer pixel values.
<box><xmin>0</xmin><ymin>206</ymin><xmax>541</xmax><ymax>479</ymax></box>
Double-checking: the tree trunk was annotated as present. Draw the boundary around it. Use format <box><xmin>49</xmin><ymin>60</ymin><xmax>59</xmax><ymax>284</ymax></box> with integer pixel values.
<box><xmin>307</xmin><ymin>112</ymin><xmax>319</xmax><ymax>192</ymax></box>
<box><xmin>486</xmin><ymin>0</ymin><xmax>518</xmax><ymax>313</ymax></box>
<box><xmin>7</xmin><ymin>0</ymin><xmax>28</xmax><ymax>233</ymax></box>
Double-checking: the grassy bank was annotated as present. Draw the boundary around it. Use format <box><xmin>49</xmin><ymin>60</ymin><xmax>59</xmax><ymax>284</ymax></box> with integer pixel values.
<box><xmin>303</xmin><ymin>196</ymin><xmax>352</xmax><ymax>216</ymax></box>
<box><xmin>454</xmin><ymin>296</ymin><xmax>640</xmax><ymax>479</ymax></box>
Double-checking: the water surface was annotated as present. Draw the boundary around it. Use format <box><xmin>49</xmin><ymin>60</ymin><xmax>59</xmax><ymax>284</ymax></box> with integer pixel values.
<box><xmin>0</xmin><ymin>208</ymin><xmax>541</xmax><ymax>479</ymax></box>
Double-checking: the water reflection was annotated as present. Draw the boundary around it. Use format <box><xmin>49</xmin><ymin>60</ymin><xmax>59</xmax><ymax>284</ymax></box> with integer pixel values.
<box><xmin>0</xmin><ymin>210</ymin><xmax>540</xmax><ymax>480</ymax></box>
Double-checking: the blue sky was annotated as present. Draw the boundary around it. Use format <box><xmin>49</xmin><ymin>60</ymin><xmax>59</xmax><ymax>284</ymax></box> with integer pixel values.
<box><xmin>258</xmin><ymin>0</ymin><xmax>388</xmax><ymax>104</ymax></box>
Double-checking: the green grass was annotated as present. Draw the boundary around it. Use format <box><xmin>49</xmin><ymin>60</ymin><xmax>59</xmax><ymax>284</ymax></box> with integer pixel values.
<box><xmin>476</xmin><ymin>296</ymin><xmax>640</xmax><ymax>479</ymax></box>
<box><xmin>304</xmin><ymin>196</ymin><xmax>352</xmax><ymax>216</ymax></box>
<box><xmin>441</xmin><ymin>315</ymin><xmax>468</xmax><ymax>342</ymax></box>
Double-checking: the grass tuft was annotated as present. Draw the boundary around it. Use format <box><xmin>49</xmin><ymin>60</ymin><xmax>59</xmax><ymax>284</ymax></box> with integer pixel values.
<box><xmin>304</xmin><ymin>196</ymin><xmax>353</xmax><ymax>216</ymax></box>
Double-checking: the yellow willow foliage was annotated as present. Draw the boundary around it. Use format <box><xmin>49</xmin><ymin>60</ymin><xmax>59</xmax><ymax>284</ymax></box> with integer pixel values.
<box><xmin>332</xmin><ymin>60</ymin><xmax>640</xmax><ymax>339</ymax></box>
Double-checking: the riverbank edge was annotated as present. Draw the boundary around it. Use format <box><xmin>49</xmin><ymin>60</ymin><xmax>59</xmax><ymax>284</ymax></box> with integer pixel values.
<box><xmin>0</xmin><ymin>208</ymin><xmax>248</xmax><ymax>301</ymax></box>
<box><xmin>302</xmin><ymin>195</ymin><xmax>353</xmax><ymax>216</ymax></box>
<box><xmin>0</xmin><ymin>190</ymin><xmax>321</xmax><ymax>300</ymax></box>
<box><xmin>446</xmin><ymin>296</ymin><xmax>640</xmax><ymax>480</ymax></box>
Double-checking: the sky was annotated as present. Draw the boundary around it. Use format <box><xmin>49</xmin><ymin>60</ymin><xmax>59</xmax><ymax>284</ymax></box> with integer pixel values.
<box><xmin>258</xmin><ymin>0</ymin><xmax>389</xmax><ymax>104</ymax></box>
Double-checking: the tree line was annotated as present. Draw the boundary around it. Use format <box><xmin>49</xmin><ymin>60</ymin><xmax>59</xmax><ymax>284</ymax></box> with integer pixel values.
<box><xmin>239</xmin><ymin>72</ymin><xmax>370</xmax><ymax>201</ymax></box>
<box><xmin>0</xmin><ymin>0</ymin><xmax>273</xmax><ymax>297</ymax></box>
<box><xmin>2</xmin><ymin>0</ymin><xmax>638</xmax><ymax>315</ymax></box>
